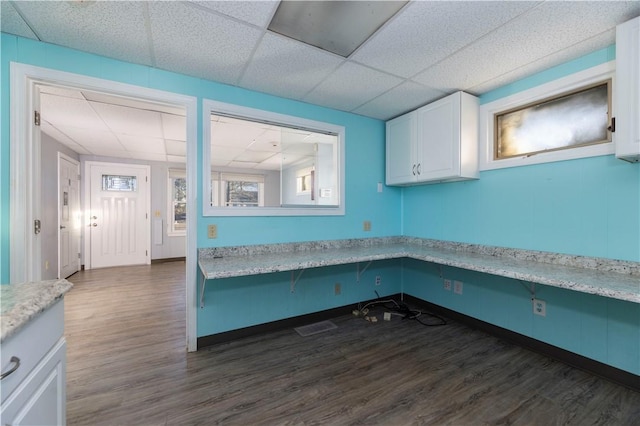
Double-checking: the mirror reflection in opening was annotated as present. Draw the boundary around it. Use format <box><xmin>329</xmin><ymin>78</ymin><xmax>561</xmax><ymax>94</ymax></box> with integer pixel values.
<box><xmin>210</xmin><ymin>114</ymin><xmax>339</xmax><ymax>208</ymax></box>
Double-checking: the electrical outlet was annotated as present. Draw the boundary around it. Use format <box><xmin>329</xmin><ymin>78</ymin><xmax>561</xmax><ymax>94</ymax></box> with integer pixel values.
<box><xmin>208</xmin><ymin>224</ymin><xmax>217</xmax><ymax>239</ymax></box>
<box><xmin>363</xmin><ymin>220</ymin><xmax>371</xmax><ymax>231</ymax></box>
<box><xmin>375</xmin><ymin>275</ymin><xmax>381</xmax><ymax>286</ymax></box>
<box><xmin>533</xmin><ymin>299</ymin><xmax>546</xmax><ymax>317</ymax></box>
<box><xmin>443</xmin><ymin>279</ymin><xmax>452</xmax><ymax>291</ymax></box>
<box><xmin>454</xmin><ymin>280</ymin><xmax>463</xmax><ymax>295</ymax></box>
<box><xmin>334</xmin><ymin>283</ymin><xmax>341</xmax><ymax>295</ymax></box>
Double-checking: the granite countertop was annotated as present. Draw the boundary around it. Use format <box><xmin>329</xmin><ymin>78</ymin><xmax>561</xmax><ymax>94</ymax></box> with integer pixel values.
<box><xmin>1</xmin><ymin>279</ymin><xmax>73</xmax><ymax>342</ymax></box>
<box><xmin>198</xmin><ymin>238</ymin><xmax>640</xmax><ymax>304</ymax></box>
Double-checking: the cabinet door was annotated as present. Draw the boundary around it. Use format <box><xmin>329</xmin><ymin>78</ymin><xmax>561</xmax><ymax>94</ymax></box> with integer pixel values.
<box><xmin>0</xmin><ymin>339</ymin><xmax>66</xmax><ymax>426</ymax></box>
<box><xmin>416</xmin><ymin>93</ymin><xmax>460</xmax><ymax>181</ymax></box>
<box><xmin>615</xmin><ymin>16</ymin><xmax>640</xmax><ymax>162</ymax></box>
<box><xmin>386</xmin><ymin>111</ymin><xmax>417</xmax><ymax>185</ymax></box>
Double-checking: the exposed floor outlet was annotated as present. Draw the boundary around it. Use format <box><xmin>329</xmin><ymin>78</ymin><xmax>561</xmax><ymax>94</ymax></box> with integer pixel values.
<box><xmin>454</xmin><ymin>280</ymin><xmax>463</xmax><ymax>295</ymax></box>
<box><xmin>375</xmin><ymin>275</ymin><xmax>381</xmax><ymax>286</ymax></box>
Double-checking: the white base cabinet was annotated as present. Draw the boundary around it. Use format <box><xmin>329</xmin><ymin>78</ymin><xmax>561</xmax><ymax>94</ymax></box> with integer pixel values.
<box><xmin>386</xmin><ymin>91</ymin><xmax>479</xmax><ymax>185</ymax></box>
<box><xmin>1</xmin><ymin>301</ymin><xmax>66</xmax><ymax>426</ymax></box>
<box><xmin>616</xmin><ymin>16</ymin><xmax>640</xmax><ymax>163</ymax></box>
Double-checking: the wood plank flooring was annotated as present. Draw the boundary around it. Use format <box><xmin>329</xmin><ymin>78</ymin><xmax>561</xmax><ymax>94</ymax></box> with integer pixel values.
<box><xmin>64</xmin><ymin>262</ymin><xmax>640</xmax><ymax>425</ymax></box>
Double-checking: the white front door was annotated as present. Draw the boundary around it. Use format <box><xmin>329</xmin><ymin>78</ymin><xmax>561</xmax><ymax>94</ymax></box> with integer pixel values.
<box><xmin>58</xmin><ymin>155</ymin><xmax>80</xmax><ymax>278</ymax></box>
<box><xmin>88</xmin><ymin>162</ymin><xmax>150</xmax><ymax>269</ymax></box>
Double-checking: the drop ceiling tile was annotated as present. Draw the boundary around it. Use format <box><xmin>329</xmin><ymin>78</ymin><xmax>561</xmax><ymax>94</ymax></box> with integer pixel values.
<box><xmin>91</xmin><ymin>102</ymin><xmax>163</xmax><ymax>138</ymax></box>
<box><xmin>190</xmin><ymin>1</ymin><xmax>279</xmax><ymax>28</ymax></box>
<box><xmin>413</xmin><ymin>1</ymin><xmax>639</xmax><ymax>92</ymax></box>
<box><xmin>303</xmin><ymin>62</ymin><xmax>403</xmax><ymax>112</ymax></box>
<box><xmin>56</xmin><ymin>126</ymin><xmax>122</xmax><ymax>149</ymax></box>
<box><xmin>118</xmin><ymin>135</ymin><xmax>166</xmax><ymax>154</ymax></box>
<box><xmin>0</xmin><ymin>2</ymin><xmax>37</xmax><ymax>39</ymax></box>
<box><xmin>469</xmin><ymin>31</ymin><xmax>616</xmax><ymax>95</ymax></box>
<box><xmin>211</xmin><ymin>146</ymin><xmax>247</xmax><ymax>161</ymax></box>
<box><xmin>40</xmin><ymin>94</ymin><xmax>110</xmax><ymax>132</ymax></box>
<box><xmin>165</xmin><ymin>140</ymin><xmax>187</xmax><ymax>156</ymax></box>
<box><xmin>148</xmin><ymin>2</ymin><xmax>263</xmax><ymax>85</ymax></box>
<box><xmin>167</xmin><ymin>155</ymin><xmax>186</xmax><ymax>164</ymax></box>
<box><xmin>352</xmin><ymin>1</ymin><xmax>540</xmax><ymax>78</ymax></box>
<box><xmin>235</xmin><ymin>150</ymin><xmax>274</xmax><ymax>163</ymax></box>
<box><xmin>228</xmin><ymin>161</ymin><xmax>260</xmax><ymax>169</ymax></box>
<box><xmin>161</xmin><ymin>114</ymin><xmax>187</xmax><ymax>141</ymax></box>
<box><xmin>353</xmin><ymin>81</ymin><xmax>447</xmax><ymax>120</ymax></box>
<box><xmin>240</xmin><ymin>33</ymin><xmax>344</xmax><ymax>100</ymax></box>
<box><xmin>211</xmin><ymin>122</ymin><xmax>265</xmax><ymax>148</ymax></box>
<box><xmin>131</xmin><ymin>152</ymin><xmax>168</xmax><ymax>162</ymax></box>
<box><xmin>90</xmin><ymin>149</ymin><xmax>133</xmax><ymax>159</ymax></box>
<box><xmin>14</xmin><ymin>1</ymin><xmax>152</xmax><ymax>65</ymax></box>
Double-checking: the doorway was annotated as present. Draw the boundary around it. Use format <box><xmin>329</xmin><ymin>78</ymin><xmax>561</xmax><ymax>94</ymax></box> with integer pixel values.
<box><xmin>10</xmin><ymin>63</ymin><xmax>198</xmax><ymax>351</ymax></box>
<box><xmin>58</xmin><ymin>154</ymin><xmax>80</xmax><ymax>279</ymax></box>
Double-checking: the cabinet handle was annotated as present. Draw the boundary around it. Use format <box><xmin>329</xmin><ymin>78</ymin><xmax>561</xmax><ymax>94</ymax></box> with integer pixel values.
<box><xmin>0</xmin><ymin>356</ymin><xmax>20</xmax><ymax>380</ymax></box>
<box><xmin>412</xmin><ymin>164</ymin><xmax>416</xmax><ymax>176</ymax></box>
<box><xmin>417</xmin><ymin>163</ymin><xmax>421</xmax><ymax>175</ymax></box>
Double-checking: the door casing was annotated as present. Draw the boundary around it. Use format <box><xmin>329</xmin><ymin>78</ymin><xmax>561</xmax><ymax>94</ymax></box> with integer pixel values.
<box><xmin>10</xmin><ymin>63</ymin><xmax>198</xmax><ymax>351</ymax></box>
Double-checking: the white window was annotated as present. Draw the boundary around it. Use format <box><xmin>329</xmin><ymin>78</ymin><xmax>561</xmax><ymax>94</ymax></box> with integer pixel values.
<box><xmin>479</xmin><ymin>61</ymin><xmax>615</xmax><ymax>171</ymax></box>
<box><xmin>211</xmin><ymin>172</ymin><xmax>265</xmax><ymax>207</ymax></box>
<box><xmin>168</xmin><ymin>169</ymin><xmax>186</xmax><ymax>236</ymax></box>
<box><xmin>203</xmin><ymin>99</ymin><xmax>345</xmax><ymax>217</ymax></box>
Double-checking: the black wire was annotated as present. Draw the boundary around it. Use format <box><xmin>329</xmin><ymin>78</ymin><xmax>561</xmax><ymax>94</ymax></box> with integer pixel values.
<box><xmin>356</xmin><ymin>297</ymin><xmax>447</xmax><ymax>327</ymax></box>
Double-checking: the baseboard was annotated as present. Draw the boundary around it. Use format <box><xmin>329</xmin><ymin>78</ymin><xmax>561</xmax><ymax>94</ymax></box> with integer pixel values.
<box><xmin>402</xmin><ymin>294</ymin><xmax>640</xmax><ymax>392</ymax></box>
<box><xmin>151</xmin><ymin>257</ymin><xmax>186</xmax><ymax>264</ymax></box>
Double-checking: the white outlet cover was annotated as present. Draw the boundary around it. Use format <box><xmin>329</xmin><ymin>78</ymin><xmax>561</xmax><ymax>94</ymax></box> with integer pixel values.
<box><xmin>533</xmin><ymin>299</ymin><xmax>546</xmax><ymax>317</ymax></box>
<box><xmin>454</xmin><ymin>280</ymin><xmax>463</xmax><ymax>295</ymax></box>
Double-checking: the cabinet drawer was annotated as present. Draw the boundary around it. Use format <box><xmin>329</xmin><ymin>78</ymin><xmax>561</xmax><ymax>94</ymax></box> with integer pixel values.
<box><xmin>1</xmin><ymin>300</ymin><xmax>64</xmax><ymax>404</ymax></box>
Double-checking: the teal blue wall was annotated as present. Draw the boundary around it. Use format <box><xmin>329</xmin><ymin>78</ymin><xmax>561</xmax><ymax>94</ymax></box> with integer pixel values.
<box><xmin>0</xmin><ymin>33</ymin><xmax>401</xmax><ymax>284</ymax></box>
<box><xmin>400</xmin><ymin>46</ymin><xmax>640</xmax><ymax>375</ymax></box>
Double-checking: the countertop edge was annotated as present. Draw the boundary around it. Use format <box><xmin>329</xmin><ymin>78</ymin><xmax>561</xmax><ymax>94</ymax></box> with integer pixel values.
<box><xmin>1</xmin><ymin>279</ymin><xmax>74</xmax><ymax>343</ymax></box>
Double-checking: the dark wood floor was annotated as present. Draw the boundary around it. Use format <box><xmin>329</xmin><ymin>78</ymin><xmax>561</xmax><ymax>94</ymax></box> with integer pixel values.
<box><xmin>64</xmin><ymin>262</ymin><xmax>640</xmax><ymax>425</ymax></box>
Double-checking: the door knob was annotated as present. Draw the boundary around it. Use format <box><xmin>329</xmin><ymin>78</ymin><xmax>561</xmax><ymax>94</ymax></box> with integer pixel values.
<box><xmin>91</xmin><ymin>223</ymin><xmax>98</xmax><ymax>227</ymax></box>
<box><xmin>91</xmin><ymin>216</ymin><xmax>97</xmax><ymax>220</ymax></box>
<box><xmin>60</xmin><ymin>225</ymin><xmax>66</xmax><ymax>230</ymax></box>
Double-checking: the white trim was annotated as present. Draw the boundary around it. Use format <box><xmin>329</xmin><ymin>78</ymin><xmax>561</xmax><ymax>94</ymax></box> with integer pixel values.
<box><xmin>202</xmin><ymin>99</ymin><xmax>345</xmax><ymax>217</ymax></box>
<box><xmin>479</xmin><ymin>61</ymin><xmax>616</xmax><ymax>171</ymax></box>
<box><xmin>167</xmin><ymin>169</ymin><xmax>187</xmax><ymax>237</ymax></box>
<box><xmin>57</xmin><ymin>152</ymin><xmax>80</xmax><ymax>280</ymax></box>
<box><xmin>10</xmin><ymin>63</ymin><xmax>199</xmax><ymax>352</ymax></box>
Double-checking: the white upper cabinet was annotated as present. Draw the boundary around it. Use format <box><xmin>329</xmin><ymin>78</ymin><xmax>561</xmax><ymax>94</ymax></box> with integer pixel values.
<box><xmin>616</xmin><ymin>16</ymin><xmax>640</xmax><ymax>163</ymax></box>
<box><xmin>386</xmin><ymin>91</ymin><xmax>479</xmax><ymax>186</ymax></box>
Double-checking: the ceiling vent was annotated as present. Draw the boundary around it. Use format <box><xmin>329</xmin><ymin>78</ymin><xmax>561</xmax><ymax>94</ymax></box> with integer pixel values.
<box><xmin>268</xmin><ymin>1</ymin><xmax>408</xmax><ymax>58</ymax></box>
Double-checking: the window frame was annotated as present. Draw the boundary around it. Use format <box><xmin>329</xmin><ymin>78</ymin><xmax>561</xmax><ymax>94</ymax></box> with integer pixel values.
<box><xmin>167</xmin><ymin>169</ymin><xmax>187</xmax><ymax>237</ymax></box>
<box><xmin>202</xmin><ymin>99</ymin><xmax>345</xmax><ymax>217</ymax></box>
<box><xmin>479</xmin><ymin>61</ymin><xmax>615</xmax><ymax>171</ymax></box>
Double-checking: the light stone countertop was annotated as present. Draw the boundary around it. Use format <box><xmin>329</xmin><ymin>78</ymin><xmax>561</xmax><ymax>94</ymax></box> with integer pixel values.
<box><xmin>1</xmin><ymin>279</ymin><xmax>73</xmax><ymax>342</ymax></box>
<box><xmin>199</xmin><ymin>238</ymin><xmax>640</xmax><ymax>304</ymax></box>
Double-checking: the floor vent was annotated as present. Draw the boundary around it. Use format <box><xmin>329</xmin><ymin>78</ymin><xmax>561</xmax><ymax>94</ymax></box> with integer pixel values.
<box><xmin>294</xmin><ymin>320</ymin><xmax>337</xmax><ymax>337</ymax></box>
